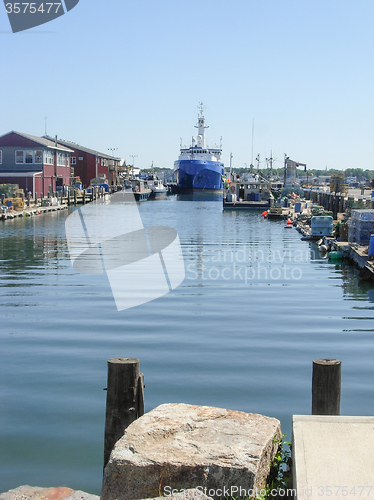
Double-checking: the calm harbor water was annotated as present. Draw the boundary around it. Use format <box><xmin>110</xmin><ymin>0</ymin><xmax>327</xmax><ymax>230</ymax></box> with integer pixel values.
<box><xmin>1</xmin><ymin>195</ymin><xmax>374</xmax><ymax>494</ymax></box>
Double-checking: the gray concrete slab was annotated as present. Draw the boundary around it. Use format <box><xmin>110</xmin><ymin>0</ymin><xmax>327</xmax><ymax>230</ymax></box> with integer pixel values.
<box><xmin>293</xmin><ymin>415</ymin><xmax>374</xmax><ymax>500</ymax></box>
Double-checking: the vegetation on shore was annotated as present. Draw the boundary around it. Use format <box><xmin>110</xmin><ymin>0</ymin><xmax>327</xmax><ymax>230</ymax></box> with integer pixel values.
<box><xmin>226</xmin><ymin>167</ymin><xmax>374</xmax><ymax>182</ymax></box>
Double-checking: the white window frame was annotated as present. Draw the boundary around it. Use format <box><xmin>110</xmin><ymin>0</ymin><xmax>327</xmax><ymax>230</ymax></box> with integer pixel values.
<box><xmin>57</xmin><ymin>152</ymin><xmax>66</xmax><ymax>166</ymax></box>
<box><xmin>70</xmin><ymin>156</ymin><xmax>76</xmax><ymax>165</ymax></box>
<box><xmin>15</xmin><ymin>150</ymin><xmax>24</xmax><ymax>163</ymax></box>
<box><xmin>15</xmin><ymin>150</ymin><xmax>45</xmax><ymax>164</ymax></box>
<box><xmin>43</xmin><ymin>150</ymin><xmax>54</xmax><ymax>165</ymax></box>
<box><xmin>78</xmin><ymin>157</ymin><xmax>83</xmax><ymax>161</ymax></box>
<box><xmin>34</xmin><ymin>150</ymin><xmax>43</xmax><ymax>164</ymax></box>
<box><xmin>25</xmin><ymin>150</ymin><xmax>33</xmax><ymax>164</ymax></box>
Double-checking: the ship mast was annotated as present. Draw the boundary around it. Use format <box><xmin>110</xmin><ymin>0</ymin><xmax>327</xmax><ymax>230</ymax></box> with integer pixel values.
<box><xmin>194</xmin><ymin>102</ymin><xmax>209</xmax><ymax>148</ymax></box>
<box><xmin>266</xmin><ymin>150</ymin><xmax>274</xmax><ymax>178</ymax></box>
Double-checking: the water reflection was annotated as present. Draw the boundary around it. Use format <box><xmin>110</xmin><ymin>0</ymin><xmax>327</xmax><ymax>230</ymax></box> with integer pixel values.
<box><xmin>305</xmin><ymin>240</ymin><xmax>374</xmax><ymax>302</ymax></box>
<box><xmin>176</xmin><ymin>192</ymin><xmax>223</xmax><ymax>202</ymax></box>
<box><xmin>0</xmin><ymin>212</ymin><xmax>69</xmax><ymax>275</ymax></box>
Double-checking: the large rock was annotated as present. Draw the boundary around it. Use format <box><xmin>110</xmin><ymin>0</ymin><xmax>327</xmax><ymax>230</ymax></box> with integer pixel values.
<box><xmin>101</xmin><ymin>403</ymin><xmax>281</xmax><ymax>500</ymax></box>
<box><xmin>0</xmin><ymin>486</ymin><xmax>99</xmax><ymax>500</ymax></box>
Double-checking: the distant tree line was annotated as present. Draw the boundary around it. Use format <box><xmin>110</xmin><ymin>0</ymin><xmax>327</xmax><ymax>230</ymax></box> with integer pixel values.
<box><xmin>141</xmin><ymin>167</ymin><xmax>165</xmax><ymax>173</ymax></box>
<box><xmin>229</xmin><ymin>166</ymin><xmax>374</xmax><ymax>181</ymax></box>
<box><xmin>141</xmin><ymin>166</ymin><xmax>374</xmax><ymax>181</ymax></box>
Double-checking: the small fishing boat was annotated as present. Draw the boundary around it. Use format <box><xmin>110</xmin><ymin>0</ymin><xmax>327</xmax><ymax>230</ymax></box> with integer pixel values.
<box><xmin>146</xmin><ymin>176</ymin><xmax>168</xmax><ymax>199</ymax></box>
<box><xmin>267</xmin><ymin>207</ymin><xmax>284</xmax><ymax>219</ymax></box>
<box><xmin>223</xmin><ymin>173</ymin><xmax>274</xmax><ymax>210</ymax></box>
<box><xmin>130</xmin><ymin>179</ymin><xmax>152</xmax><ymax>201</ymax></box>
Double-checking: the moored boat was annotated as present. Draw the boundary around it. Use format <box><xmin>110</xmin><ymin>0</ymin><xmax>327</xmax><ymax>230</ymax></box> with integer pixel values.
<box><xmin>223</xmin><ymin>173</ymin><xmax>274</xmax><ymax>210</ymax></box>
<box><xmin>130</xmin><ymin>179</ymin><xmax>152</xmax><ymax>201</ymax></box>
<box><xmin>266</xmin><ymin>207</ymin><xmax>284</xmax><ymax>219</ymax></box>
<box><xmin>146</xmin><ymin>176</ymin><xmax>168</xmax><ymax>199</ymax></box>
<box><xmin>174</xmin><ymin>103</ymin><xmax>224</xmax><ymax>191</ymax></box>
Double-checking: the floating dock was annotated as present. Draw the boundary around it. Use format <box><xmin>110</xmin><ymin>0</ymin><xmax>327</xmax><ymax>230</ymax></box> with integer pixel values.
<box><xmin>1</xmin><ymin>187</ymin><xmax>115</xmax><ymax>221</ymax></box>
<box><xmin>1</xmin><ymin>204</ymin><xmax>68</xmax><ymax>221</ymax></box>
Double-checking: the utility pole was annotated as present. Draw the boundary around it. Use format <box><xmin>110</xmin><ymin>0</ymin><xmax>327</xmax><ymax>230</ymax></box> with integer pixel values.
<box><xmin>108</xmin><ymin>148</ymin><xmax>118</xmax><ymax>185</ymax></box>
<box><xmin>284</xmin><ymin>154</ymin><xmax>288</xmax><ymax>187</ymax></box>
<box><xmin>129</xmin><ymin>155</ymin><xmax>138</xmax><ymax>176</ymax></box>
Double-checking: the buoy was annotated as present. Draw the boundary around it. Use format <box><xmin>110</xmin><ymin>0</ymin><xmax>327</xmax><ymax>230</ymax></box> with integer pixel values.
<box><xmin>328</xmin><ymin>251</ymin><xmax>343</xmax><ymax>261</ymax></box>
<box><xmin>286</xmin><ymin>219</ymin><xmax>292</xmax><ymax>226</ymax></box>
<box><xmin>262</xmin><ymin>210</ymin><xmax>268</xmax><ymax>218</ymax></box>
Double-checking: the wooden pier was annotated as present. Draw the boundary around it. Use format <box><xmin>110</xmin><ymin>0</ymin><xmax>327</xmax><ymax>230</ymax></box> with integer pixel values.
<box><xmin>293</xmin><ymin>360</ymin><xmax>374</xmax><ymax>499</ymax></box>
<box><xmin>0</xmin><ymin>185</ymin><xmax>119</xmax><ymax>221</ymax></box>
<box><xmin>304</xmin><ymin>188</ymin><xmax>374</xmax><ymax>218</ymax></box>
<box><xmin>332</xmin><ymin>240</ymin><xmax>374</xmax><ymax>280</ymax></box>
<box><xmin>1</xmin><ymin>204</ymin><xmax>68</xmax><ymax>220</ymax></box>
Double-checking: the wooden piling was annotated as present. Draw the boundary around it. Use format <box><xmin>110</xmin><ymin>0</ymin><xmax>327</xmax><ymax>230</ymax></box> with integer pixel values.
<box><xmin>338</xmin><ymin>194</ymin><xmax>344</xmax><ymax>214</ymax></box>
<box><xmin>312</xmin><ymin>358</ymin><xmax>341</xmax><ymax>415</ymax></box>
<box><xmin>103</xmin><ymin>357</ymin><xmax>144</xmax><ymax>469</ymax></box>
<box><xmin>137</xmin><ymin>372</ymin><xmax>145</xmax><ymax>418</ymax></box>
<box><xmin>333</xmin><ymin>194</ymin><xmax>339</xmax><ymax>220</ymax></box>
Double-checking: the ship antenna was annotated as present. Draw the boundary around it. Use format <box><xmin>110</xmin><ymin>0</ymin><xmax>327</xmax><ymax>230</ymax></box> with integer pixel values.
<box><xmin>251</xmin><ymin>119</ymin><xmax>254</xmax><ymax>166</ymax></box>
<box><xmin>256</xmin><ymin>153</ymin><xmax>260</xmax><ymax>170</ymax></box>
<box><xmin>266</xmin><ymin>150</ymin><xmax>274</xmax><ymax>178</ymax></box>
<box><xmin>195</xmin><ymin>102</ymin><xmax>208</xmax><ymax>129</ymax></box>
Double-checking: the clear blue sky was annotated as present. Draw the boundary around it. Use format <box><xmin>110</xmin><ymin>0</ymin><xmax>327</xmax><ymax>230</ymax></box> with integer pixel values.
<box><xmin>1</xmin><ymin>0</ymin><xmax>374</xmax><ymax>171</ymax></box>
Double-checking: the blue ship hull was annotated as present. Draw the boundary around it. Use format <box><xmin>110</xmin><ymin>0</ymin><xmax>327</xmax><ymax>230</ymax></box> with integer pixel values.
<box><xmin>174</xmin><ymin>160</ymin><xmax>223</xmax><ymax>190</ymax></box>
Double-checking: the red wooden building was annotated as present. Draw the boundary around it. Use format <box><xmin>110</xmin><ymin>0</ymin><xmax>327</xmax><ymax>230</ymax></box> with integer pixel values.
<box><xmin>55</xmin><ymin>139</ymin><xmax>120</xmax><ymax>188</ymax></box>
<box><xmin>0</xmin><ymin>131</ymin><xmax>73</xmax><ymax>196</ymax></box>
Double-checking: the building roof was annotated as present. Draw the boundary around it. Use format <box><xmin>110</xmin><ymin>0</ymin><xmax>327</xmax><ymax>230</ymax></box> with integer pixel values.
<box><xmin>54</xmin><ymin>138</ymin><xmax>120</xmax><ymax>160</ymax></box>
<box><xmin>0</xmin><ymin>131</ymin><xmax>75</xmax><ymax>152</ymax></box>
